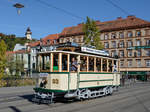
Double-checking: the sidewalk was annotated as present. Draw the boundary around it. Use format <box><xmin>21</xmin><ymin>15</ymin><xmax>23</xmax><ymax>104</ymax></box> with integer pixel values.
<box><xmin>0</xmin><ymin>86</ymin><xmax>34</xmax><ymax>95</ymax></box>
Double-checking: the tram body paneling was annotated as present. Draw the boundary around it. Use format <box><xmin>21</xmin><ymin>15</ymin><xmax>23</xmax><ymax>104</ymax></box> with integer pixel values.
<box><xmin>37</xmin><ymin>72</ymin><xmax>120</xmax><ymax>91</ymax></box>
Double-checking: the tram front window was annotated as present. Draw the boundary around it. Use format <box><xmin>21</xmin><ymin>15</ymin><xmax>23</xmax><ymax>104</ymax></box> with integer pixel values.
<box><xmin>41</xmin><ymin>54</ymin><xmax>50</xmax><ymax>71</ymax></box>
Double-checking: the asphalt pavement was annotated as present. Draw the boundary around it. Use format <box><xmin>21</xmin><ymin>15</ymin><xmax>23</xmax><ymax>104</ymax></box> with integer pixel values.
<box><xmin>0</xmin><ymin>82</ymin><xmax>150</xmax><ymax>112</ymax></box>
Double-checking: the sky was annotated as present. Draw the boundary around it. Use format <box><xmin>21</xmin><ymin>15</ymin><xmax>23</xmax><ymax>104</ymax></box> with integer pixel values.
<box><xmin>0</xmin><ymin>0</ymin><xmax>150</xmax><ymax>40</ymax></box>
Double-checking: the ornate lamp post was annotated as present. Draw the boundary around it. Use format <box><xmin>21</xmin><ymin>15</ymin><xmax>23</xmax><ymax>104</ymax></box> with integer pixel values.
<box><xmin>13</xmin><ymin>3</ymin><xmax>24</xmax><ymax>15</ymax></box>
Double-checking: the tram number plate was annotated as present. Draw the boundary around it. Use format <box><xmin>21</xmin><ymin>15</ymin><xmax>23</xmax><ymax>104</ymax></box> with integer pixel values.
<box><xmin>39</xmin><ymin>73</ymin><xmax>48</xmax><ymax>77</ymax></box>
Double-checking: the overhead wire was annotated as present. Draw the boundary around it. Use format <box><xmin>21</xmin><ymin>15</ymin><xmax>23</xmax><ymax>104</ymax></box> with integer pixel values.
<box><xmin>106</xmin><ymin>0</ymin><xmax>130</xmax><ymax>16</ymax></box>
<box><xmin>35</xmin><ymin>0</ymin><xmax>85</xmax><ymax>20</ymax></box>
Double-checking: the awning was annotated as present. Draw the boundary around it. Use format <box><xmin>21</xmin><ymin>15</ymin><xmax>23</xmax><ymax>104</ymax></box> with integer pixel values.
<box><xmin>121</xmin><ymin>71</ymin><xmax>148</xmax><ymax>75</ymax></box>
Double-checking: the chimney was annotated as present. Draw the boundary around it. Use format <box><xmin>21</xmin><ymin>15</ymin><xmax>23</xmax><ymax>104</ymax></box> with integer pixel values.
<box><xmin>78</xmin><ymin>23</ymin><xmax>83</xmax><ymax>26</ymax></box>
<box><xmin>127</xmin><ymin>15</ymin><xmax>135</xmax><ymax>19</ymax></box>
<box><xmin>117</xmin><ymin>17</ymin><xmax>122</xmax><ymax>20</ymax></box>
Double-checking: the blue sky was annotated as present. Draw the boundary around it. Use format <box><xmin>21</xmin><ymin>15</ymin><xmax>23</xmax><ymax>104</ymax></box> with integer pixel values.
<box><xmin>0</xmin><ymin>0</ymin><xmax>150</xmax><ymax>40</ymax></box>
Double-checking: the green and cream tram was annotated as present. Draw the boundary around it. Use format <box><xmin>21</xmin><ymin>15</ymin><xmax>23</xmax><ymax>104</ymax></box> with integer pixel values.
<box><xmin>33</xmin><ymin>46</ymin><xmax>120</xmax><ymax>104</ymax></box>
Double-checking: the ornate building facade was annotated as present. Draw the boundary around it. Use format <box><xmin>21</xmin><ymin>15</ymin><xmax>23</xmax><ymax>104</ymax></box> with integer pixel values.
<box><xmin>59</xmin><ymin>16</ymin><xmax>150</xmax><ymax>80</ymax></box>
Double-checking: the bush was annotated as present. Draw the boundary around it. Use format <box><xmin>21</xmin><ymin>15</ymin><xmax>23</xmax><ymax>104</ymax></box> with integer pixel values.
<box><xmin>0</xmin><ymin>75</ymin><xmax>36</xmax><ymax>87</ymax></box>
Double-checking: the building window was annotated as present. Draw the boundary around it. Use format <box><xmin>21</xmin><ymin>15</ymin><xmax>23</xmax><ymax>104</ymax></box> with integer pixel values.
<box><xmin>32</xmin><ymin>63</ymin><xmax>36</xmax><ymax>69</ymax></box>
<box><xmin>136</xmin><ymin>40</ymin><xmax>141</xmax><ymax>46</ymax></box>
<box><xmin>146</xmin><ymin>29</ymin><xmax>150</xmax><ymax>36</ymax></box>
<box><xmin>119</xmin><ymin>41</ymin><xmax>124</xmax><ymax>48</ymax></box>
<box><xmin>119</xmin><ymin>32</ymin><xmax>124</xmax><ymax>38</ymax></box>
<box><xmin>128</xmin><ymin>41</ymin><xmax>132</xmax><ymax>47</ymax></box>
<box><xmin>111</xmin><ymin>33</ymin><xmax>116</xmax><ymax>39</ymax></box>
<box><xmin>146</xmin><ymin>40</ymin><xmax>150</xmax><ymax>46</ymax></box>
<box><xmin>128</xmin><ymin>60</ymin><xmax>132</xmax><ymax>67</ymax></box>
<box><xmin>80</xmin><ymin>37</ymin><xmax>84</xmax><ymax>42</ymax></box>
<box><xmin>112</xmin><ymin>50</ymin><xmax>117</xmax><ymax>57</ymax></box>
<box><xmin>127</xmin><ymin>31</ymin><xmax>133</xmax><ymax>37</ymax></box>
<box><xmin>75</xmin><ymin>38</ymin><xmax>78</xmax><ymax>43</ymax></box>
<box><xmin>112</xmin><ymin>41</ymin><xmax>117</xmax><ymax>48</ymax></box>
<box><xmin>104</xmin><ymin>34</ymin><xmax>109</xmax><ymax>40</ymax></box>
<box><xmin>47</xmin><ymin>39</ymin><xmax>50</xmax><ymax>44</ymax></box>
<box><xmin>59</xmin><ymin>39</ymin><xmax>62</xmax><ymax>43</ymax></box>
<box><xmin>119</xmin><ymin>50</ymin><xmax>124</xmax><ymax>57</ymax></box>
<box><xmin>136</xmin><ymin>30</ymin><xmax>141</xmax><ymax>37</ymax></box>
<box><xmin>146</xmin><ymin>50</ymin><xmax>150</xmax><ymax>56</ymax></box>
<box><xmin>120</xmin><ymin>60</ymin><xmax>124</xmax><ymax>67</ymax></box>
<box><xmin>54</xmin><ymin>40</ymin><xmax>57</xmax><ymax>44</ymax></box>
<box><xmin>32</xmin><ymin>56</ymin><xmax>34</xmax><ymax>61</ymax></box>
<box><xmin>128</xmin><ymin>50</ymin><xmax>132</xmax><ymax>57</ymax></box>
<box><xmin>32</xmin><ymin>49</ymin><xmax>34</xmax><ymax>53</ymax></box>
<box><xmin>137</xmin><ymin>50</ymin><xmax>141</xmax><ymax>57</ymax></box>
<box><xmin>63</xmin><ymin>38</ymin><xmax>66</xmax><ymax>43</ymax></box>
<box><xmin>137</xmin><ymin>60</ymin><xmax>141</xmax><ymax>67</ymax></box>
<box><xmin>146</xmin><ymin>60</ymin><xmax>150</xmax><ymax>67</ymax></box>
<box><xmin>104</xmin><ymin>42</ymin><xmax>109</xmax><ymax>49</ymax></box>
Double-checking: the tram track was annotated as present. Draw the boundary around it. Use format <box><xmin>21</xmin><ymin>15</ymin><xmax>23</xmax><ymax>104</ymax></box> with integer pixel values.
<box><xmin>0</xmin><ymin>83</ymin><xmax>149</xmax><ymax>112</ymax></box>
<box><xmin>0</xmin><ymin>84</ymin><xmax>148</xmax><ymax>112</ymax></box>
<box><xmin>21</xmin><ymin>87</ymin><xmax>150</xmax><ymax>112</ymax></box>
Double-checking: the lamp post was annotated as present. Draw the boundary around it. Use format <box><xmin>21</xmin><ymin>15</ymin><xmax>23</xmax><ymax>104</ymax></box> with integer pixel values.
<box><xmin>13</xmin><ymin>3</ymin><xmax>24</xmax><ymax>15</ymax></box>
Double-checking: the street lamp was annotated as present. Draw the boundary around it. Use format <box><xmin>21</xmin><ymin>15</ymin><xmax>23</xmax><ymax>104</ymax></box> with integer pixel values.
<box><xmin>13</xmin><ymin>3</ymin><xmax>24</xmax><ymax>15</ymax></box>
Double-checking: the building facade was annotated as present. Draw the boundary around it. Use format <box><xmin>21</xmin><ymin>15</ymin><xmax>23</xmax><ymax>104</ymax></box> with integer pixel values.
<box><xmin>28</xmin><ymin>34</ymin><xmax>59</xmax><ymax>76</ymax></box>
<box><xmin>59</xmin><ymin>16</ymin><xmax>150</xmax><ymax>80</ymax></box>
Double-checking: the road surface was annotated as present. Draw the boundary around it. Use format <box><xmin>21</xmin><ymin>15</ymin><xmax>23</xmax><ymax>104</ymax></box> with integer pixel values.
<box><xmin>0</xmin><ymin>82</ymin><xmax>150</xmax><ymax>112</ymax></box>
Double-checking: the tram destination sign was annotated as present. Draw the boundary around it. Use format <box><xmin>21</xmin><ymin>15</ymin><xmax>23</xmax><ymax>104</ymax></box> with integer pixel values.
<box><xmin>81</xmin><ymin>47</ymin><xmax>109</xmax><ymax>56</ymax></box>
<box><xmin>39</xmin><ymin>73</ymin><xmax>48</xmax><ymax>77</ymax></box>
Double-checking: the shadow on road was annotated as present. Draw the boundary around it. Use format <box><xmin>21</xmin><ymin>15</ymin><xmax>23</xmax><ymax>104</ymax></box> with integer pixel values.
<box><xmin>9</xmin><ymin>106</ymin><xmax>22</xmax><ymax>112</ymax></box>
<box><xmin>19</xmin><ymin>94</ymin><xmax>75</xmax><ymax>104</ymax></box>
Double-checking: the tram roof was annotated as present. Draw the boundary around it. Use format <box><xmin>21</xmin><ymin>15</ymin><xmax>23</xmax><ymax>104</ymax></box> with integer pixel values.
<box><xmin>38</xmin><ymin>50</ymin><xmax>119</xmax><ymax>60</ymax></box>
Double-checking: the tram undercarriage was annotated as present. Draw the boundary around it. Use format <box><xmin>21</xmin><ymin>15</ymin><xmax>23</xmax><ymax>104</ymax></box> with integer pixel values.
<box><xmin>32</xmin><ymin>86</ymin><xmax>118</xmax><ymax>104</ymax></box>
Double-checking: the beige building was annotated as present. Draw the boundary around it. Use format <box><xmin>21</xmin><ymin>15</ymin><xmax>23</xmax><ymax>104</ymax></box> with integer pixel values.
<box><xmin>59</xmin><ymin>16</ymin><xmax>150</xmax><ymax>80</ymax></box>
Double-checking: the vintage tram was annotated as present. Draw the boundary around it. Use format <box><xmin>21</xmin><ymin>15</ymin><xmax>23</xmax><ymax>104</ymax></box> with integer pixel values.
<box><xmin>33</xmin><ymin>45</ymin><xmax>120</xmax><ymax>104</ymax></box>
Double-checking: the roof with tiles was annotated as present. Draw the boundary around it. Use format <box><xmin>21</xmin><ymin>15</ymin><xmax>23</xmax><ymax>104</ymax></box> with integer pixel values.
<box><xmin>6</xmin><ymin>50</ymin><xmax>29</xmax><ymax>56</ymax></box>
<box><xmin>28</xmin><ymin>41</ymin><xmax>40</xmax><ymax>47</ymax></box>
<box><xmin>42</xmin><ymin>34</ymin><xmax>59</xmax><ymax>41</ymax></box>
<box><xmin>41</xmin><ymin>34</ymin><xmax>59</xmax><ymax>46</ymax></box>
<box><xmin>60</xmin><ymin>16</ymin><xmax>150</xmax><ymax>37</ymax></box>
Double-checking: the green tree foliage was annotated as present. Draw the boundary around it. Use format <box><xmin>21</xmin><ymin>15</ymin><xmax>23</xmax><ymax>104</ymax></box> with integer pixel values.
<box><xmin>0</xmin><ymin>40</ymin><xmax>7</xmax><ymax>79</ymax></box>
<box><xmin>7</xmin><ymin>54</ymin><xmax>26</xmax><ymax>76</ymax></box>
<box><xmin>0</xmin><ymin>33</ymin><xmax>36</xmax><ymax>51</ymax></box>
<box><xmin>83</xmin><ymin>17</ymin><xmax>104</xmax><ymax>50</ymax></box>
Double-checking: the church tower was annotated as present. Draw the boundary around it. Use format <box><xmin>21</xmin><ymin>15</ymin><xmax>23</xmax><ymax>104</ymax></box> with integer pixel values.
<box><xmin>25</xmin><ymin>27</ymin><xmax>32</xmax><ymax>40</ymax></box>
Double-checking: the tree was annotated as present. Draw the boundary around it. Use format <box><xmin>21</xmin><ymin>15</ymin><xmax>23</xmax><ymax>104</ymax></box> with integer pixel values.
<box><xmin>7</xmin><ymin>54</ymin><xmax>25</xmax><ymax>76</ymax></box>
<box><xmin>83</xmin><ymin>17</ymin><xmax>104</xmax><ymax>50</ymax></box>
<box><xmin>0</xmin><ymin>40</ymin><xmax>7</xmax><ymax>79</ymax></box>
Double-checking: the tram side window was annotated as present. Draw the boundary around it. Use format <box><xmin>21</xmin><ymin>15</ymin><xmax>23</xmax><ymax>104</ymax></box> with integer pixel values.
<box><xmin>113</xmin><ymin>60</ymin><xmax>117</xmax><ymax>72</ymax></box>
<box><xmin>80</xmin><ymin>56</ymin><xmax>87</xmax><ymax>71</ymax></box>
<box><xmin>89</xmin><ymin>57</ymin><xmax>94</xmax><ymax>71</ymax></box>
<box><xmin>62</xmin><ymin>54</ymin><xmax>67</xmax><ymax>71</ymax></box>
<box><xmin>41</xmin><ymin>55</ymin><xmax>50</xmax><ymax>70</ymax></box>
<box><xmin>53</xmin><ymin>53</ymin><xmax>59</xmax><ymax>71</ymax></box>
<box><xmin>103</xmin><ymin>59</ymin><xmax>107</xmax><ymax>72</ymax></box>
<box><xmin>108</xmin><ymin>60</ymin><xmax>113</xmax><ymax>72</ymax></box>
<box><xmin>70</xmin><ymin>55</ymin><xmax>78</xmax><ymax>72</ymax></box>
<box><xmin>96</xmin><ymin>58</ymin><xmax>101</xmax><ymax>72</ymax></box>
